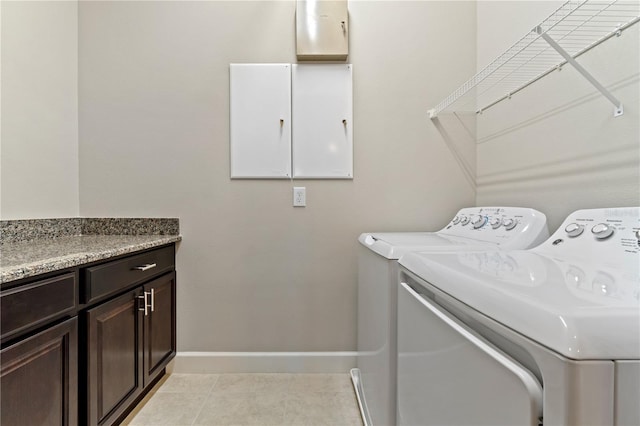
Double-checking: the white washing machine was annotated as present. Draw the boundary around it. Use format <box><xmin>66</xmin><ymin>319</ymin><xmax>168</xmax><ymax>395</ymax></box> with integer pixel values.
<box><xmin>397</xmin><ymin>207</ymin><xmax>640</xmax><ymax>426</ymax></box>
<box><xmin>352</xmin><ymin>207</ymin><xmax>549</xmax><ymax>426</ymax></box>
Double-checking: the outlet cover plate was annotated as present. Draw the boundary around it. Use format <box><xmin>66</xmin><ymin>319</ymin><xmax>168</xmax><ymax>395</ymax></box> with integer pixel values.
<box><xmin>293</xmin><ymin>187</ymin><xmax>306</xmax><ymax>207</ymax></box>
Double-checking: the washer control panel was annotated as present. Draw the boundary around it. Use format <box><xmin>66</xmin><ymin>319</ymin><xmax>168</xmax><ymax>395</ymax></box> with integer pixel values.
<box><xmin>535</xmin><ymin>207</ymin><xmax>640</xmax><ymax>270</ymax></box>
<box><xmin>440</xmin><ymin>207</ymin><xmax>549</xmax><ymax>249</ymax></box>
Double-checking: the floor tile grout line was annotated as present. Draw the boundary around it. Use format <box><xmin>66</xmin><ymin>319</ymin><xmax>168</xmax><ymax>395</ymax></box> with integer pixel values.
<box><xmin>188</xmin><ymin>395</ymin><xmax>209</xmax><ymax>426</ymax></box>
<box><xmin>207</xmin><ymin>374</ymin><xmax>221</xmax><ymax>395</ymax></box>
<box><xmin>190</xmin><ymin>374</ymin><xmax>221</xmax><ymax>425</ymax></box>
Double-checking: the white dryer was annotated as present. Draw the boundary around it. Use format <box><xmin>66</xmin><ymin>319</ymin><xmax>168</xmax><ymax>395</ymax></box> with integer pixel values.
<box><xmin>352</xmin><ymin>207</ymin><xmax>549</xmax><ymax>426</ymax></box>
<box><xmin>397</xmin><ymin>207</ymin><xmax>640</xmax><ymax>426</ymax></box>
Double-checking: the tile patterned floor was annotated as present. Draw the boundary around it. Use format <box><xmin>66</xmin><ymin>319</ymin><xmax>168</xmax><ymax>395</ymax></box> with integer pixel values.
<box><xmin>123</xmin><ymin>373</ymin><xmax>364</xmax><ymax>426</ymax></box>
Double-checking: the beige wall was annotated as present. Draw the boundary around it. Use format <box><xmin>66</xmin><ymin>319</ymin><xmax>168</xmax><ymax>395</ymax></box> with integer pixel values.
<box><xmin>475</xmin><ymin>1</ymin><xmax>640</xmax><ymax>231</ymax></box>
<box><xmin>4</xmin><ymin>0</ymin><xmax>638</xmax><ymax>356</ymax></box>
<box><xmin>77</xmin><ymin>1</ymin><xmax>477</xmax><ymax>352</ymax></box>
<box><xmin>1</xmin><ymin>1</ymin><xmax>79</xmax><ymax>219</ymax></box>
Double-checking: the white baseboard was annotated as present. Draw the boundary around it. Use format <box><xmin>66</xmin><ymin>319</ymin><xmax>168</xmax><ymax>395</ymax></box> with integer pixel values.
<box><xmin>169</xmin><ymin>351</ymin><xmax>357</xmax><ymax>374</ymax></box>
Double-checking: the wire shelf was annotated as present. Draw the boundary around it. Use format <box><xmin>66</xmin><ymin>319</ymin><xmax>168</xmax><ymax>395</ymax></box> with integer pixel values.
<box><xmin>428</xmin><ymin>0</ymin><xmax>640</xmax><ymax>118</ymax></box>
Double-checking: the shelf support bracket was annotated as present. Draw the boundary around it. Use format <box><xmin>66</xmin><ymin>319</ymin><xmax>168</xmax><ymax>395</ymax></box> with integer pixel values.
<box><xmin>535</xmin><ymin>26</ymin><xmax>624</xmax><ymax>117</ymax></box>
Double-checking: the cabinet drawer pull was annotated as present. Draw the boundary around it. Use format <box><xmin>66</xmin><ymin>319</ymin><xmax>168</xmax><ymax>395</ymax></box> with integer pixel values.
<box><xmin>132</xmin><ymin>263</ymin><xmax>156</xmax><ymax>271</ymax></box>
<box><xmin>150</xmin><ymin>288</ymin><xmax>155</xmax><ymax>312</ymax></box>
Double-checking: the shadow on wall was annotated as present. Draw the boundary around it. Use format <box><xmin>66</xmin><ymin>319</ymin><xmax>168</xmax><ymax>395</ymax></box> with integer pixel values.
<box><xmin>430</xmin><ymin>112</ymin><xmax>477</xmax><ymax>192</ymax></box>
<box><xmin>477</xmin><ymin>74</ymin><xmax>639</xmax><ymax>145</ymax></box>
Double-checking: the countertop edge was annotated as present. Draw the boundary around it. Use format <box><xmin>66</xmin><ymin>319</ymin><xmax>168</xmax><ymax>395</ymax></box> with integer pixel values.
<box><xmin>1</xmin><ymin>235</ymin><xmax>182</xmax><ymax>284</ymax></box>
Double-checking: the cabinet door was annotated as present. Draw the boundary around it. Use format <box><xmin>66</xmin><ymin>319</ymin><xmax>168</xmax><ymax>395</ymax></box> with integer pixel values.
<box><xmin>296</xmin><ymin>0</ymin><xmax>348</xmax><ymax>60</ymax></box>
<box><xmin>1</xmin><ymin>317</ymin><xmax>78</xmax><ymax>426</ymax></box>
<box><xmin>143</xmin><ymin>272</ymin><xmax>176</xmax><ymax>386</ymax></box>
<box><xmin>86</xmin><ymin>289</ymin><xmax>143</xmax><ymax>426</ymax></box>
<box><xmin>230</xmin><ymin>63</ymin><xmax>292</xmax><ymax>178</ymax></box>
<box><xmin>292</xmin><ymin>64</ymin><xmax>353</xmax><ymax>178</ymax></box>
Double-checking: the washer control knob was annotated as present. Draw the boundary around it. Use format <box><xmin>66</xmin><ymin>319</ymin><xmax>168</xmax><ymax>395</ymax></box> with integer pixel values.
<box><xmin>635</xmin><ymin>229</ymin><xmax>640</xmax><ymax>240</ymax></box>
<box><xmin>452</xmin><ymin>216</ymin><xmax>460</xmax><ymax>225</ymax></box>
<box><xmin>503</xmin><ymin>218</ymin><xmax>517</xmax><ymax>230</ymax></box>
<box><xmin>471</xmin><ymin>215</ymin><xmax>487</xmax><ymax>229</ymax></box>
<box><xmin>591</xmin><ymin>223</ymin><xmax>614</xmax><ymax>239</ymax></box>
<box><xmin>565</xmin><ymin>223</ymin><xmax>584</xmax><ymax>238</ymax></box>
<box><xmin>460</xmin><ymin>215</ymin><xmax>470</xmax><ymax>226</ymax></box>
<box><xmin>490</xmin><ymin>217</ymin><xmax>502</xmax><ymax>229</ymax></box>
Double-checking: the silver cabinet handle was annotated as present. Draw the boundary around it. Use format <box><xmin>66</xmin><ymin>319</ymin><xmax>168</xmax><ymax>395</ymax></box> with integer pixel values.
<box><xmin>150</xmin><ymin>288</ymin><xmax>155</xmax><ymax>312</ymax></box>
<box><xmin>132</xmin><ymin>263</ymin><xmax>156</xmax><ymax>271</ymax></box>
<box><xmin>138</xmin><ymin>292</ymin><xmax>148</xmax><ymax>316</ymax></box>
<box><xmin>138</xmin><ymin>291</ymin><xmax>152</xmax><ymax>316</ymax></box>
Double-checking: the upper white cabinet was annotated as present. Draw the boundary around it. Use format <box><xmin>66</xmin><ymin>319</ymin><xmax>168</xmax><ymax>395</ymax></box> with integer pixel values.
<box><xmin>296</xmin><ymin>0</ymin><xmax>349</xmax><ymax>61</ymax></box>
<box><xmin>292</xmin><ymin>64</ymin><xmax>353</xmax><ymax>179</ymax></box>
<box><xmin>230</xmin><ymin>64</ymin><xmax>292</xmax><ymax>178</ymax></box>
<box><xmin>230</xmin><ymin>63</ymin><xmax>353</xmax><ymax>179</ymax></box>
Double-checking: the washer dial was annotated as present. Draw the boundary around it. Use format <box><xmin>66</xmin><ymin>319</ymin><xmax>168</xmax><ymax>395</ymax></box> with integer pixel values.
<box><xmin>460</xmin><ymin>215</ymin><xmax>470</xmax><ymax>226</ymax></box>
<box><xmin>471</xmin><ymin>215</ymin><xmax>487</xmax><ymax>229</ymax></box>
<box><xmin>503</xmin><ymin>218</ymin><xmax>517</xmax><ymax>230</ymax></box>
<box><xmin>490</xmin><ymin>217</ymin><xmax>502</xmax><ymax>229</ymax></box>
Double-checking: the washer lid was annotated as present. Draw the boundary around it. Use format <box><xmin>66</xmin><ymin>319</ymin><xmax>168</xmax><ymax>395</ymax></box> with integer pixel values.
<box><xmin>358</xmin><ymin>232</ymin><xmax>495</xmax><ymax>260</ymax></box>
<box><xmin>399</xmin><ymin>250</ymin><xmax>640</xmax><ymax>360</ymax></box>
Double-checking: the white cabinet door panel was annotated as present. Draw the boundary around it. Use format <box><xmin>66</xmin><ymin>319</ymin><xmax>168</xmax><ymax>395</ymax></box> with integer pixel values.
<box><xmin>292</xmin><ymin>64</ymin><xmax>352</xmax><ymax>179</ymax></box>
<box><xmin>230</xmin><ymin>64</ymin><xmax>291</xmax><ymax>178</ymax></box>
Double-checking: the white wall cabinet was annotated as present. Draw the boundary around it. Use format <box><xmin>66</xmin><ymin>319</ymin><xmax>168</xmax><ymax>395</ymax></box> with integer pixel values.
<box><xmin>292</xmin><ymin>64</ymin><xmax>353</xmax><ymax>179</ymax></box>
<box><xmin>230</xmin><ymin>63</ymin><xmax>353</xmax><ymax>180</ymax></box>
<box><xmin>230</xmin><ymin>64</ymin><xmax>292</xmax><ymax>178</ymax></box>
<box><xmin>296</xmin><ymin>0</ymin><xmax>349</xmax><ymax>61</ymax></box>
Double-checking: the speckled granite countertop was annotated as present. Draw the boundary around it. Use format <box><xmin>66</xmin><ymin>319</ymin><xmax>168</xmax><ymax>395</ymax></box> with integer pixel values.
<box><xmin>1</xmin><ymin>218</ymin><xmax>181</xmax><ymax>283</ymax></box>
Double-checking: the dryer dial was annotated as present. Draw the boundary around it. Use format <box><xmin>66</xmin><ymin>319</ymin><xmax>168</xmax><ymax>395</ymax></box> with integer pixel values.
<box><xmin>591</xmin><ymin>223</ymin><xmax>614</xmax><ymax>239</ymax></box>
<box><xmin>565</xmin><ymin>223</ymin><xmax>584</xmax><ymax>238</ymax></box>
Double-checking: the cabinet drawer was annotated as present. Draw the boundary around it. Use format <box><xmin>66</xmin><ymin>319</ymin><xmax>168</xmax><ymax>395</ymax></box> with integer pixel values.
<box><xmin>1</xmin><ymin>272</ymin><xmax>77</xmax><ymax>341</ymax></box>
<box><xmin>82</xmin><ymin>245</ymin><xmax>174</xmax><ymax>304</ymax></box>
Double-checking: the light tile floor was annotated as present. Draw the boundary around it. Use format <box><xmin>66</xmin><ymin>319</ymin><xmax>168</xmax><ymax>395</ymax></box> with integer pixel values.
<box><xmin>123</xmin><ymin>373</ymin><xmax>364</xmax><ymax>426</ymax></box>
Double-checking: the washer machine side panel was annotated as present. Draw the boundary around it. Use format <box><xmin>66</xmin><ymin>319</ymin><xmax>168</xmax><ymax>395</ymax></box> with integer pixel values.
<box><xmin>356</xmin><ymin>245</ymin><xmax>397</xmax><ymax>426</ymax></box>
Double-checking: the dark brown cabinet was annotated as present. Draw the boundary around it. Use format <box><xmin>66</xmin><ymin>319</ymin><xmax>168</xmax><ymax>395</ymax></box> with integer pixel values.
<box><xmin>143</xmin><ymin>272</ymin><xmax>176</xmax><ymax>386</ymax></box>
<box><xmin>86</xmin><ymin>289</ymin><xmax>144</xmax><ymax>426</ymax></box>
<box><xmin>0</xmin><ymin>317</ymin><xmax>78</xmax><ymax>426</ymax></box>
<box><xmin>0</xmin><ymin>243</ymin><xmax>176</xmax><ymax>426</ymax></box>
<box><xmin>0</xmin><ymin>271</ymin><xmax>79</xmax><ymax>426</ymax></box>
<box><xmin>83</xmin><ymin>247</ymin><xmax>176</xmax><ymax>426</ymax></box>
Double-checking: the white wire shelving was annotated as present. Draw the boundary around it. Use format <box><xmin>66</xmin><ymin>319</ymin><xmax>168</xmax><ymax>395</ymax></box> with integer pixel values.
<box><xmin>428</xmin><ymin>0</ymin><xmax>640</xmax><ymax>119</ymax></box>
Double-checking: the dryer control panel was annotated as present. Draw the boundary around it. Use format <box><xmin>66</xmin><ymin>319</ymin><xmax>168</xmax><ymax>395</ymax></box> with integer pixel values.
<box><xmin>534</xmin><ymin>207</ymin><xmax>640</xmax><ymax>272</ymax></box>
<box><xmin>439</xmin><ymin>207</ymin><xmax>549</xmax><ymax>250</ymax></box>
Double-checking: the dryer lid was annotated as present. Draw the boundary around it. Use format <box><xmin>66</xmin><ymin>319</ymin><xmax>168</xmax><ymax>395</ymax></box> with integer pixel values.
<box><xmin>399</xmin><ymin>249</ymin><xmax>640</xmax><ymax>360</ymax></box>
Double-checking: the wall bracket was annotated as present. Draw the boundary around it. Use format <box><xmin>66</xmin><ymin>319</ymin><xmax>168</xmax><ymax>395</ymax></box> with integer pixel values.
<box><xmin>535</xmin><ymin>26</ymin><xmax>623</xmax><ymax>117</ymax></box>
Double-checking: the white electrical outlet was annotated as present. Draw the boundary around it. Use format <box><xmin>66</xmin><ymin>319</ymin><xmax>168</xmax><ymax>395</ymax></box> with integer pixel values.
<box><xmin>293</xmin><ymin>187</ymin><xmax>306</xmax><ymax>207</ymax></box>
